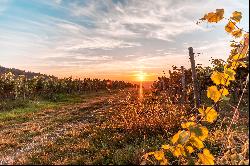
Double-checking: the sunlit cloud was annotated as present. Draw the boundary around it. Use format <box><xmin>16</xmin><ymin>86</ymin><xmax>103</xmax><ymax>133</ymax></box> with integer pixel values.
<box><xmin>0</xmin><ymin>0</ymin><xmax>249</xmax><ymax>82</ymax></box>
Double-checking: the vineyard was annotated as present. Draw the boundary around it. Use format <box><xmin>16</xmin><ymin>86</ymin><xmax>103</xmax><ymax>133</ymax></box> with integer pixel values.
<box><xmin>0</xmin><ymin>71</ymin><xmax>135</xmax><ymax>110</ymax></box>
<box><xmin>151</xmin><ymin>59</ymin><xmax>248</xmax><ymax>106</ymax></box>
<box><xmin>0</xmin><ymin>7</ymin><xmax>249</xmax><ymax>165</ymax></box>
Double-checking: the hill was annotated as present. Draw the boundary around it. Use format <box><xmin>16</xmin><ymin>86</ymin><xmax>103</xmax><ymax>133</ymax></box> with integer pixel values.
<box><xmin>0</xmin><ymin>66</ymin><xmax>54</xmax><ymax>79</ymax></box>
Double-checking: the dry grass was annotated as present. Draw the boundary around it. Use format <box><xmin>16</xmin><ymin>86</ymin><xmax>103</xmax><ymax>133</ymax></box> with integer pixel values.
<box><xmin>102</xmin><ymin>91</ymin><xmax>190</xmax><ymax>135</ymax></box>
<box><xmin>0</xmin><ymin>89</ymin><xmax>248</xmax><ymax>165</ymax></box>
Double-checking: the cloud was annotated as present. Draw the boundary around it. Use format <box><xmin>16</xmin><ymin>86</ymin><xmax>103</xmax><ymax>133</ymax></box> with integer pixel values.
<box><xmin>65</xmin><ymin>0</ymin><xmax>209</xmax><ymax>41</ymax></box>
<box><xmin>54</xmin><ymin>0</ymin><xmax>62</xmax><ymax>4</ymax></box>
<box><xmin>56</xmin><ymin>37</ymin><xmax>141</xmax><ymax>51</ymax></box>
<box><xmin>41</xmin><ymin>55</ymin><xmax>112</xmax><ymax>65</ymax></box>
<box><xmin>0</xmin><ymin>0</ymin><xmax>249</xmax><ymax>81</ymax></box>
<box><xmin>0</xmin><ymin>0</ymin><xmax>9</xmax><ymax>14</ymax></box>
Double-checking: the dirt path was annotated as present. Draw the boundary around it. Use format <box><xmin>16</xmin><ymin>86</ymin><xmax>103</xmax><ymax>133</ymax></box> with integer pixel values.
<box><xmin>0</xmin><ymin>89</ymin><xmax>135</xmax><ymax>165</ymax></box>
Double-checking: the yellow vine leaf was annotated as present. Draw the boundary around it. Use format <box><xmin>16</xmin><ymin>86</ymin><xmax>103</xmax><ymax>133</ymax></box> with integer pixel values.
<box><xmin>189</xmin><ymin>136</ymin><xmax>204</xmax><ymax>149</ymax></box>
<box><xmin>201</xmin><ymin>9</ymin><xmax>224</xmax><ymax>23</ymax></box>
<box><xmin>210</xmin><ymin>71</ymin><xmax>222</xmax><ymax>85</ymax></box>
<box><xmin>229</xmin><ymin>49</ymin><xmax>238</xmax><ymax>61</ymax></box>
<box><xmin>181</xmin><ymin>122</ymin><xmax>196</xmax><ymax>128</ymax></box>
<box><xmin>219</xmin><ymin>88</ymin><xmax>229</xmax><ymax>96</ymax></box>
<box><xmin>198</xmin><ymin>149</ymin><xmax>215</xmax><ymax>165</ymax></box>
<box><xmin>225</xmin><ymin>21</ymin><xmax>235</xmax><ymax>33</ymax></box>
<box><xmin>232</xmin><ymin>54</ymin><xmax>247</xmax><ymax>61</ymax></box>
<box><xmin>232</xmin><ymin>29</ymin><xmax>243</xmax><ymax>38</ymax></box>
<box><xmin>230</xmin><ymin>42</ymin><xmax>239</xmax><ymax>48</ymax></box>
<box><xmin>172</xmin><ymin>144</ymin><xmax>185</xmax><ymax>157</ymax></box>
<box><xmin>148</xmin><ymin>152</ymin><xmax>155</xmax><ymax>155</ymax></box>
<box><xmin>231</xmin><ymin>61</ymin><xmax>247</xmax><ymax>69</ymax></box>
<box><xmin>210</xmin><ymin>71</ymin><xmax>230</xmax><ymax>86</ymax></box>
<box><xmin>231</xmin><ymin>61</ymin><xmax>239</xmax><ymax>70</ymax></box>
<box><xmin>207</xmin><ymin>86</ymin><xmax>221</xmax><ymax>102</ymax></box>
<box><xmin>186</xmin><ymin>146</ymin><xmax>194</xmax><ymax>154</ymax></box>
<box><xmin>230</xmin><ymin>11</ymin><xmax>242</xmax><ymax>22</ymax></box>
<box><xmin>198</xmin><ymin>108</ymin><xmax>205</xmax><ymax>116</ymax></box>
<box><xmin>205</xmin><ymin>107</ymin><xmax>218</xmax><ymax>123</ymax></box>
<box><xmin>154</xmin><ymin>150</ymin><xmax>165</xmax><ymax>161</ymax></box>
<box><xmin>198</xmin><ymin>107</ymin><xmax>218</xmax><ymax>123</ymax></box>
<box><xmin>239</xmin><ymin>61</ymin><xmax>247</xmax><ymax>68</ymax></box>
<box><xmin>221</xmin><ymin>76</ymin><xmax>231</xmax><ymax>86</ymax></box>
<box><xmin>216</xmin><ymin>9</ymin><xmax>225</xmax><ymax>19</ymax></box>
<box><xmin>189</xmin><ymin>125</ymin><xmax>208</xmax><ymax>141</ymax></box>
<box><xmin>172</xmin><ymin>131</ymin><xmax>181</xmax><ymax>144</ymax></box>
<box><xmin>160</xmin><ymin>158</ymin><xmax>168</xmax><ymax>165</ymax></box>
<box><xmin>161</xmin><ymin>144</ymin><xmax>172</xmax><ymax>150</ymax></box>
<box><xmin>189</xmin><ymin>116</ymin><xmax>196</xmax><ymax>121</ymax></box>
<box><xmin>199</xmin><ymin>126</ymin><xmax>209</xmax><ymax>141</ymax></box>
<box><xmin>224</xmin><ymin>67</ymin><xmax>236</xmax><ymax>81</ymax></box>
<box><xmin>143</xmin><ymin>152</ymin><xmax>154</xmax><ymax>159</ymax></box>
<box><xmin>172</xmin><ymin>130</ymin><xmax>190</xmax><ymax>145</ymax></box>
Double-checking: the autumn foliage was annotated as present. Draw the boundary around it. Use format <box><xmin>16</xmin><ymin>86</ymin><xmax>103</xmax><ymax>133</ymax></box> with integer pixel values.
<box><xmin>142</xmin><ymin>9</ymin><xmax>249</xmax><ymax>165</ymax></box>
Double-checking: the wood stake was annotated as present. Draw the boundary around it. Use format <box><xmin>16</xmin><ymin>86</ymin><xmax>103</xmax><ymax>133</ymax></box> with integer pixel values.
<box><xmin>189</xmin><ymin>47</ymin><xmax>200</xmax><ymax>108</ymax></box>
<box><xmin>181</xmin><ymin>66</ymin><xmax>186</xmax><ymax>103</ymax></box>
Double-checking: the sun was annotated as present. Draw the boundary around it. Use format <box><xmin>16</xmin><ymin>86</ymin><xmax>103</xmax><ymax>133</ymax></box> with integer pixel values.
<box><xmin>138</xmin><ymin>74</ymin><xmax>145</xmax><ymax>82</ymax></box>
<box><xmin>137</xmin><ymin>72</ymin><xmax>146</xmax><ymax>82</ymax></box>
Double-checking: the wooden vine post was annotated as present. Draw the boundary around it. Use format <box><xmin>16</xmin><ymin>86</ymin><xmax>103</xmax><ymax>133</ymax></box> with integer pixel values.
<box><xmin>189</xmin><ymin>47</ymin><xmax>200</xmax><ymax>108</ymax></box>
<box><xmin>181</xmin><ymin>66</ymin><xmax>186</xmax><ymax>103</ymax></box>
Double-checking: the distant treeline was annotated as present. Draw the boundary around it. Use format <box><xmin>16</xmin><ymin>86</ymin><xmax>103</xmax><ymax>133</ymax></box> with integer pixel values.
<box><xmin>0</xmin><ymin>66</ymin><xmax>136</xmax><ymax>101</ymax></box>
<box><xmin>0</xmin><ymin>66</ymin><xmax>54</xmax><ymax>79</ymax></box>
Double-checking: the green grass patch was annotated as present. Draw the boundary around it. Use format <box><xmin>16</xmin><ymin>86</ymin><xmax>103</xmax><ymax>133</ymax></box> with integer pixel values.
<box><xmin>0</xmin><ymin>90</ymin><xmax>111</xmax><ymax>122</ymax></box>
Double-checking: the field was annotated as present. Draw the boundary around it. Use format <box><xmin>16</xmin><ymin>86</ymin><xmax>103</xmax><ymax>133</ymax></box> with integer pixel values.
<box><xmin>0</xmin><ymin>87</ymin><xmax>248</xmax><ymax>165</ymax></box>
<box><xmin>0</xmin><ymin>3</ymin><xmax>249</xmax><ymax>165</ymax></box>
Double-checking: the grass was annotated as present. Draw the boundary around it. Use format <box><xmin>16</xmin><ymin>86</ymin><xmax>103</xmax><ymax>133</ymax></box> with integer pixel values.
<box><xmin>0</xmin><ymin>89</ymin><xmax>248</xmax><ymax>165</ymax></box>
<box><xmin>24</xmin><ymin>127</ymin><xmax>170</xmax><ymax>165</ymax></box>
<box><xmin>0</xmin><ymin>89</ymin><xmax>174</xmax><ymax>165</ymax></box>
<box><xmin>0</xmin><ymin>90</ymin><xmax>110</xmax><ymax>122</ymax></box>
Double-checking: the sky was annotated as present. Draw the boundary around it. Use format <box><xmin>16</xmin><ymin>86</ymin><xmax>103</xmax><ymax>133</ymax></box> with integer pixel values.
<box><xmin>0</xmin><ymin>0</ymin><xmax>249</xmax><ymax>82</ymax></box>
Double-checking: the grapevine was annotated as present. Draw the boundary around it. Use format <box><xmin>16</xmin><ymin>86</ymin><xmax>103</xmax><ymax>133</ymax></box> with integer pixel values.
<box><xmin>142</xmin><ymin>9</ymin><xmax>249</xmax><ymax>165</ymax></box>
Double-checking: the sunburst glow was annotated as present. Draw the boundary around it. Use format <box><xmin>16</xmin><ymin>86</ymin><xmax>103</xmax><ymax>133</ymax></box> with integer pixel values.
<box><xmin>137</xmin><ymin>72</ymin><xmax>146</xmax><ymax>82</ymax></box>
